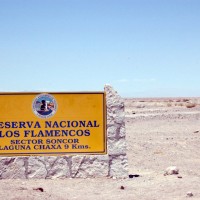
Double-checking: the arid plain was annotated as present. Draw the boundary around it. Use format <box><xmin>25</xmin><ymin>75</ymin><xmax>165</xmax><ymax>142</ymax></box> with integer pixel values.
<box><xmin>0</xmin><ymin>97</ymin><xmax>200</xmax><ymax>200</ymax></box>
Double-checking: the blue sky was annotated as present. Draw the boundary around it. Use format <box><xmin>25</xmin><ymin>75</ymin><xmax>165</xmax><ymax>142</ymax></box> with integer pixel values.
<box><xmin>0</xmin><ymin>0</ymin><xmax>199</xmax><ymax>97</ymax></box>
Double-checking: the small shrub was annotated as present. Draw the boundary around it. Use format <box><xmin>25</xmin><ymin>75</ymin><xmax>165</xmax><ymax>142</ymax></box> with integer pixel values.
<box><xmin>167</xmin><ymin>103</ymin><xmax>172</xmax><ymax>107</ymax></box>
<box><xmin>182</xmin><ymin>98</ymin><xmax>190</xmax><ymax>102</ymax></box>
<box><xmin>186</xmin><ymin>103</ymin><xmax>196</xmax><ymax>108</ymax></box>
<box><xmin>136</xmin><ymin>105</ymin><xmax>145</xmax><ymax>108</ymax></box>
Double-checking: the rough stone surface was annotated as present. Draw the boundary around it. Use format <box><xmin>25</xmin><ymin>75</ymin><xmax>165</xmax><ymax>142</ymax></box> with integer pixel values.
<box><xmin>0</xmin><ymin>157</ymin><xmax>27</xmax><ymax>179</ymax></box>
<box><xmin>27</xmin><ymin>157</ymin><xmax>47</xmax><ymax>179</ymax></box>
<box><xmin>109</xmin><ymin>155</ymin><xmax>128</xmax><ymax>178</ymax></box>
<box><xmin>45</xmin><ymin>157</ymin><xmax>70</xmax><ymax>179</ymax></box>
<box><xmin>0</xmin><ymin>85</ymin><xmax>128</xmax><ymax>179</ymax></box>
<box><xmin>71</xmin><ymin>155</ymin><xmax>109</xmax><ymax>178</ymax></box>
<box><xmin>107</xmin><ymin>138</ymin><xmax>127</xmax><ymax>156</ymax></box>
<box><xmin>105</xmin><ymin>85</ymin><xmax>128</xmax><ymax>178</ymax></box>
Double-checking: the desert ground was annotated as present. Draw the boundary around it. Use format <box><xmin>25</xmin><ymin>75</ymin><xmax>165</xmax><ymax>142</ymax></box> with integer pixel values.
<box><xmin>0</xmin><ymin>97</ymin><xmax>200</xmax><ymax>200</ymax></box>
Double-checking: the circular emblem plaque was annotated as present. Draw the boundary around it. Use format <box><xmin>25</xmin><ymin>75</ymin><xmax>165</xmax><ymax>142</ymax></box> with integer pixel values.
<box><xmin>32</xmin><ymin>94</ymin><xmax>57</xmax><ymax>119</ymax></box>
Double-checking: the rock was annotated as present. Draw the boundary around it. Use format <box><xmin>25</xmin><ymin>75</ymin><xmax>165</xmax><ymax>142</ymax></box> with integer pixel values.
<box><xmin>109</xmin><ymin>155</ymin><xmax>128</xmax><ymax>178</ymax></box>
<box><xmin>164</xmin><ymin>166</ymin><xmax>179</xmax><ymax>175</ymax></box>
<box><xmin>107</xmin><ymin>125</ymin><xmax>118</xmax><ymax>138</ymax></box>
<box><xmin>104</xmin><ymin>85</ymin><xmax>124</xmax><ymax>108</ymax></box>
<box><xmin>0</xmin><ymin>157</ymin><xmax>27</xmax><ymax>179</ymax></box>
<box><xmin>129</xmin><ymin>174</ymin><xmax>140</xmax><ymax>178</ymax></box>
<box><xmin>27</xmin><ymin>157</ymin><xmax>47</xmax><ymax>179</ymax></box>
<box><xmin>71</xmin><ymin>155</ymin><xmax>109</xmax><ymax>178</ymax></box>
<box><xmin>33</xmin><ymin>187</ymin><xmax>44</xmax><ymax>192</ymax></box>
<box><xmin>119</xmin><ymin>126</ymin><xmax>126</xmax><ymax>138</ymax></box>
<box><xmin>45</xmin><ymin>157</ymin><xmax>70</xmax><ymax>179</ymax></box>
<box><xmin>105</xmin><ymin>85</ymin><xmax>128</xmax><ymax>178</ymax></box>
<box><xmin>115</xmin><ymin>113</ymin><xmax>125</xmax><ymax>124</ymax></box>
<box><xmin>120</xmin><ymin>186</ymin><xmax>125</xmax><ymax>190</ymax></box>
<box><xmin>186</xmin><ymin>192</ymin><xmax>193</xmax><ymax>197</ymax></box>
<box><xmin>107</xmin><ymin>138</ymin><xmax>127</xmax><ymax>156</ymax></box>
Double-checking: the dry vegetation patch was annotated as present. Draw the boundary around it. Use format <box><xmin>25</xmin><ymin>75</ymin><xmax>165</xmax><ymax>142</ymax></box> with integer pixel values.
<box><xmin>186</xmin><ymin>103</ymin><xmax>197</xmax><ymax>108</ymax></box>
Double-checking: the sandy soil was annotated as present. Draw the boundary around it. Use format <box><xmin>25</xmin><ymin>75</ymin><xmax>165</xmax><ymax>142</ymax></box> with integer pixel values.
<box><xmin>0</xmin><ymin>97</ymin><xmax>200</xmax><ymax>200</ymax></box>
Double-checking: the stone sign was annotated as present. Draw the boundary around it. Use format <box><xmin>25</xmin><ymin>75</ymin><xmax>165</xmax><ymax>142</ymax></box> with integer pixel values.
<box><xmin>0</xmin><ymin>85</ymin><xmax>128</xmax><ymax>179</ymax></box>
